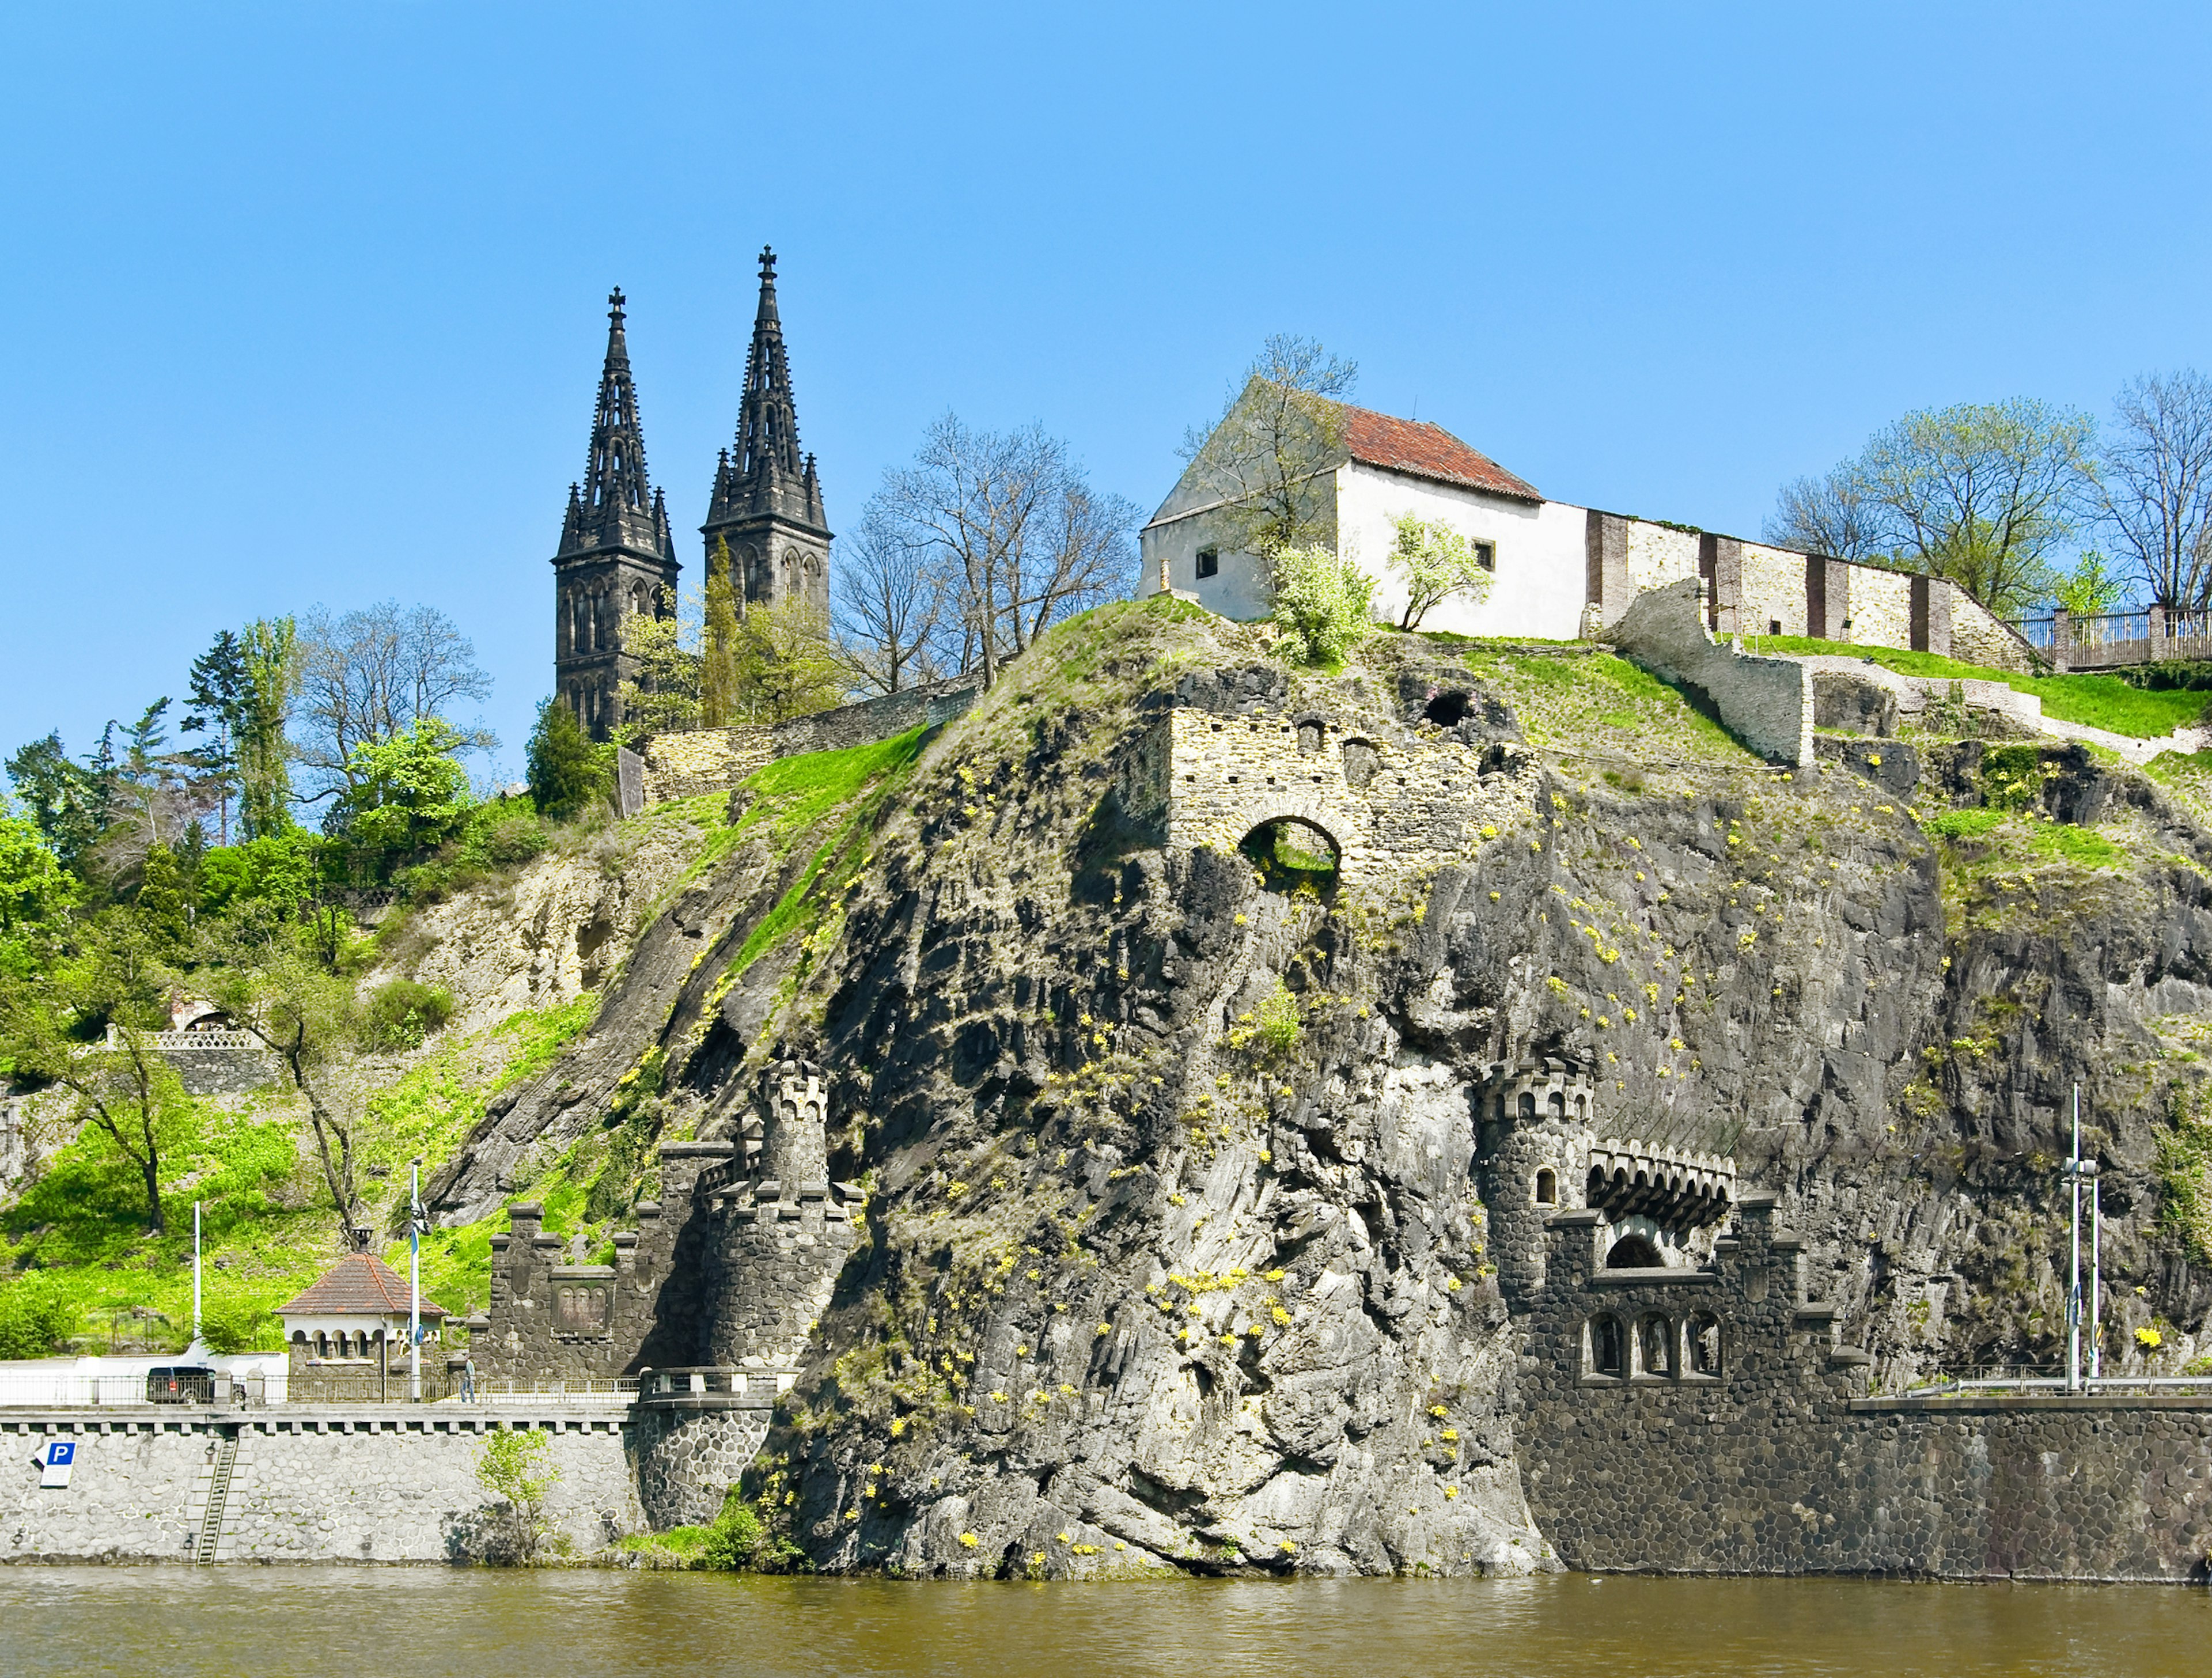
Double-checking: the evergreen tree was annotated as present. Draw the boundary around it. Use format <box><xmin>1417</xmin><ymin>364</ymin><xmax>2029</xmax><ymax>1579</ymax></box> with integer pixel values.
<box><xmin>4</xmin><ymin>733</ymin><xmax>104</xmax><ymax>873</ymax></box>
<box><xmin>525</xmin><ymin>698</ymin><xmax>608</xmax><ymax>821</ymax></box>
<box><xmin>700</xmin><ymin>538</ymin><xmax>742</xmax><ymax>728</ymax></box>
<box><xmin>237</xmin><ymin>618</ymin><xmax>297</xmax><ymax>839</ymax></box>
<box><xmin>180</xmin><ymin>630</ymin><xmax>248</xmax><ymax>844</ymax></box>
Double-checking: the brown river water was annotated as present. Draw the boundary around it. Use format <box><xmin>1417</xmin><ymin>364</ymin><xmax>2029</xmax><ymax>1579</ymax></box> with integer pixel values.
<box><xmin>4</xmin><ymin>1571</ymin><xmax>2211</xmax><ymax>1677</ymax></box>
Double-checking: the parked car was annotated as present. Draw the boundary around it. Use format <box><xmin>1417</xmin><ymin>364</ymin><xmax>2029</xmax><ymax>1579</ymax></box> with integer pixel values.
<box><xmin>145</xmin><ymin>1366</ymin><xmax>217</xmax><ymax>1404</ymax></box>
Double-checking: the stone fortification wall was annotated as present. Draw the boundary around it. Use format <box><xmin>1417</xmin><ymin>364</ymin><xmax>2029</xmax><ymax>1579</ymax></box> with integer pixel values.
<box><xmin>1606</xmin><ymin>578</ymin><xmax>1813</xmax><ymax>766</ymax></box>
<box><xmin>143</xmin><ymin>1034</ymin><xmax>275</xmax><ymax>1097</ymax></box>
<box><xmin>1949</xmin><ymin>590</ymin><xmax>2031</xmax><ymax>669</ymax></box>
<box><xmin>471</xmin><ymin>1198</ymin><xmax>672</xmax><ymax>1384</ymax></box>
<box><xmin>631</xmin><ymin>1403</ymin><xmax>774</xmax><ymax>1528</ymax></box>
<box><xmin>1849</xmin><ymin>566</ymin><xmax>1915</xmax><ymax>651</ymax></box>
<box><xmin>1519</xmin><ymin>1200</ymin><xmax>2212</xmax><ymax>1581</ymax></box>
<box><xmin>639</xmin><ymin>677</ymin><xmax>980</xmax><ymax>809</ymax></box>
<box><xmin>0</xmin><ymin>1409</ymin><xmax>638</xmax><ymax>1563</ymax></box>
<box><xmin>1126</xmin><ymin>695</ymin><xmax>1541</xmax><ymax>888</ymax></box>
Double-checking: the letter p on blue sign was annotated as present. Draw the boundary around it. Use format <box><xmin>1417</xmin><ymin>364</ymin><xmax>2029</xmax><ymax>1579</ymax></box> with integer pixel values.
<box><xmin>40</xmin><ymin>1440</ymin><xmax>74</xmax><ymax>1487</ymax></box>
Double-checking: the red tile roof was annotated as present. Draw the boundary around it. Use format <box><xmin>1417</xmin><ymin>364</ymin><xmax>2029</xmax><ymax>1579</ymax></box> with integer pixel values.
<box><xmin>276</xmin><ymin>1253</ymin><xmax>449</xmax><ymax>1320</ymax></box>
<box><xmin>1336</xmin><ymin>404</ymin><xmax>1542</xmax><ymax>503</ymax></box>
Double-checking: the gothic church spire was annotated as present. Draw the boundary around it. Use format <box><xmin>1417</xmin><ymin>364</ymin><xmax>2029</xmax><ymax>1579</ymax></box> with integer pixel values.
<box><xmin>553</xmin><ymin>287</ymin><xmax>681</xmax><ymax>741</ymax></box>
<box><xmin>703</xmin><ymin>248</ymin><xmax>832</xmax><ymax>612</ymax></box>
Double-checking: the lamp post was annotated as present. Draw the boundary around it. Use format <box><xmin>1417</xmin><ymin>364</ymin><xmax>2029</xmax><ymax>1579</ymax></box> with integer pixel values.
<box><xmin>2059</xmin><ymin>1086</ymin><xmax>2103</xmax><ymax>1394</ymax></box>
<box><xmin>192</xmin><ymin>1200</ymin><xmax>202</xmax><ymax>1347</ymax></box>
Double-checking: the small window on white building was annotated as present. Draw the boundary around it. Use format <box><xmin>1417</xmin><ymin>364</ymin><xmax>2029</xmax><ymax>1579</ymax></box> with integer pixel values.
<box><xmin>1474</xmin><ymin>540</ymin><xmax>1495</xmax><ymax>572</ymax></box>
<box><xmin>1195</xmin><ymin>547</ymin><xmax>1219</xmax><ymax>580</ymax></box>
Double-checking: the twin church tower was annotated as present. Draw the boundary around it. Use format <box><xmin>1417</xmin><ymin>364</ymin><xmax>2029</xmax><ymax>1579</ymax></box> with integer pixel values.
<box><xmin>551</xmin><ymin>250</ymin><xmax>831</xmax><ymax>737</ymax></box>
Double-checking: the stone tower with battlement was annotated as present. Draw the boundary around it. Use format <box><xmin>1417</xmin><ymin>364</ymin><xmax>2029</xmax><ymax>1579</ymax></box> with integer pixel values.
<box><xmin>701</xmin><ymin>249</ymin><xmax>831</xmax><ymax>615</ymax></box>
<box><xmin>552</xmin><ymin>288</ymin><xmax>680</xmax><ymax>740</ymax></box>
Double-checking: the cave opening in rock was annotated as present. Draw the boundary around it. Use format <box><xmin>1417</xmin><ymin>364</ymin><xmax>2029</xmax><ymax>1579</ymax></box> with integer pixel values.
<box><xmin>1425</xmin><ymin>688</ymin><xmax>1472</xmax><ymax>727</ymax></box>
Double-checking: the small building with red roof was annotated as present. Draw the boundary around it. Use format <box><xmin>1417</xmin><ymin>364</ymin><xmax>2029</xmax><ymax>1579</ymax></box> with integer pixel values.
<box><xmin>276</xmin><ymin>1253</ymin><xmax>449</xmax><ymax>1377</ymax></box>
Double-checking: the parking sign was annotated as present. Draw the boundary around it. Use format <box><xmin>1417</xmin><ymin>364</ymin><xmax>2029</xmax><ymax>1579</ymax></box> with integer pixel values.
<box><xmin>39</xmin><ymin>1440</ymin><xmax>74</xmax><ymax>1488</ymax></box>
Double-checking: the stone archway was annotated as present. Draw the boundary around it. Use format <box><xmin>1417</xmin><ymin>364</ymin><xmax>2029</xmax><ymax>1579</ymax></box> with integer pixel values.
<box><xmin>1238</xmin><ymin>809</ymin><xmax>1343</xmax><ymax>895</ymax></box>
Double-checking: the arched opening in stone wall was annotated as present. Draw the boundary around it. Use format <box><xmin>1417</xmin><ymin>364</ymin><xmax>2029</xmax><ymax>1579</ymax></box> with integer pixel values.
<box><xmin>1240</xmin><ymin>817</ymin><xmax>1340</xmax><ymax>896</ymax></box>
<box><xmin>1588</xmin><ymin>1315</ymin><xmax>1626</xmax><ymax>1377</ymax></box>
<box><xmin>1534</xmin><ymin>1168</ymin><xmax>1557</xmax><ymax>1205</ymax></box>
<box><xmin>1604</xmin><ymin>1233</ymin><xmax>1664</xmax><ymax>1268</ymax></box>
<box><xmin>1636</xmin><ymin>1314</ymin><xmax>1672</xmax><ymax>1377</ymax></box>
<box><xmin>1687</xmin><ymin>1312</ymin><xmax>1722</xmax><ymax>1376</ymax></box>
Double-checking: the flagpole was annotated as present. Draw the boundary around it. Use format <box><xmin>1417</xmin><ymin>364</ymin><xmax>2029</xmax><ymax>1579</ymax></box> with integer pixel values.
<box><xmin>192</xmin><ymin>1200</ymin><xmax>202</xmax><ymax>1346</ymax></box>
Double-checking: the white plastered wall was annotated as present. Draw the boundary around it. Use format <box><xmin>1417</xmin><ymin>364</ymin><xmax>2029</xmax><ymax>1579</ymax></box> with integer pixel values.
<box><xmin>1141</xmin><ymin>506</ymin><xmax>1276</xmax><ymax>620</ymax></box>
<box><xmin>1335</xmin><ymin>464</ymin><xmax>1589</xmax><ymax>638</ymax></box>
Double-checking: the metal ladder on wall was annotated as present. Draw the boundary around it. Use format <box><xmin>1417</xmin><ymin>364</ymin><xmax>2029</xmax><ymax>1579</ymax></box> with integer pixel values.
<box><xmin>194</xmin><ymin>1432</ymin><xmax>238</xmax><ymax>1565</ymax></box>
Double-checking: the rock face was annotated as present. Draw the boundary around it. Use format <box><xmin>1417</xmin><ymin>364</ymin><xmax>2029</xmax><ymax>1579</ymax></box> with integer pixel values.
<box><xmin>426</xmin><ymin>603</ymin><xmax>2212</xmax><ymax>1575</ymax></box>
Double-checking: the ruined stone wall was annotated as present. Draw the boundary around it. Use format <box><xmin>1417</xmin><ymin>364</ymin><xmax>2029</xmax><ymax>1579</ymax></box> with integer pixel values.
<box><xmin>1132</xmin><ymin>703</ymin><xmax>1540</xmax><ymax>888</ymax></box>
<box><xmin>1607</xmin><ymin>578</ymin><xmax>1813</xmax><ymax>766</ymax></box>
<box><xmin>1949</xmin><ymin>590</ymin><xmax>2035</xmax><ymax>671</ymax></box>
<box><xmin>639</xmin><ymin>678</ymin><xmax>981</xmax><ymax>809</ymax></box>
<box><xmin>0</xmin><ymin>1410</ymin><xmax>639</xmax><ymax>1562</ymax></box>
<box><xmin>1519</xmin><ymin>1202</ymin><xmax>2212</xmax><ymax>1581</ymax></box>
<box><xmin>1624</xmin><ymin>522</ymin><xmax>1700</xmax><ymax>592</ymax></box>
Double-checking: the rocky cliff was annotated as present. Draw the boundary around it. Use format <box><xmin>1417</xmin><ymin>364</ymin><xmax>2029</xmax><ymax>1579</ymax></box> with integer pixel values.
<box><xmin>426</xmin><ymin>599</ymin><xmax>2212</xmax><ymax>1576</ymax></box>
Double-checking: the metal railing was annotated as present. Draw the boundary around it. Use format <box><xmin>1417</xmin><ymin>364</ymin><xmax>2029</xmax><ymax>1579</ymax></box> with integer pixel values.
<box><xmin>0</xmin><ymin>1370</ymin><xmax>641</xmax><ymax>1408</ymax></box>
<box><xmin>2007</xmin><ymin>615</ymin><xmax>2056</xmax><ymax>650</ymax></box>
<box><xmin>1904</xmin><ymin>1369</ymin><xmax>2212</xmax><ymax>1397</ymax></box>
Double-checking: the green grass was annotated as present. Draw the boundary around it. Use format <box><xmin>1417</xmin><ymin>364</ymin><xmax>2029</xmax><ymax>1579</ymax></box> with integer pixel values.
<box><xmin>1477</xmin><ymin>648</ymin><xmax>1757</xmax><ymax>768</ymax></box>
<box><xmin>1756</xmin><ymin>635</ymin><xmax>2209</xmax><ymax>738</ymax></box>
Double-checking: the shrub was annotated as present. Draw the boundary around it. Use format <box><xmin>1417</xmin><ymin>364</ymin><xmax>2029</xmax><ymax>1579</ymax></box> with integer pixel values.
<box><xmin>198</xmin><ymin>1297</ymin><xmax>270</xmax><ymax>1355</ymax></box>
<box><xmin>1268</xmin><ymin>543</ymin><xmax>1376</xmax><ymax>666</ymax></box>
<box><xmin>1926</xmin><ymin>808</ymin><xmax>2005</xmax><ymax>839</ymax></box>
<box><xmin>0</xmin><ymin>1280</ymin><xmax>79</xmax><ymax>1359</ymax></box>
<box><xmin>364</xmin><ymin>979</ymin><xmax>454</xmax><ymax>1050</ymax></box>
<box><xmin>1254</xmin><ymin>979</ymin><xmax>1302</xmax><ymax>1055</ymax></box>
<box><xmin>483</xmin><ymin>813</ymin><xmax>548</xmax><ymax>867</ymax></box>
<box><xmin>475</xmin><ymin>1427</ymin><xmax>562</xmax><ymax>1565</ymax></box>
<box><xmin>696</xmin><ymin>1487</ymin><xmax>805</xmax><ymax>1572</ymax></box>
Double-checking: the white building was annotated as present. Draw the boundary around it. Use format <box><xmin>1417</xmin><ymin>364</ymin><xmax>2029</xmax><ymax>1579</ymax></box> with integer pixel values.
<box><xmin>1145</xmin><ymin>381</ymin><xmax>2028</xmax><ymax>667</ymax></box>
<box><xmin>276</xmin><ymin>1252</ymin><xmax>448</xmax><ymax>1377</ymax></box>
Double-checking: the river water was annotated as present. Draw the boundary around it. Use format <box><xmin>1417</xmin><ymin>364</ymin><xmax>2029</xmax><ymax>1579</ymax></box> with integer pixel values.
<box><xmin>5</xmin><ymin>1570</ymin><xmax>2211</xmax><ymax>1677</ymax></box>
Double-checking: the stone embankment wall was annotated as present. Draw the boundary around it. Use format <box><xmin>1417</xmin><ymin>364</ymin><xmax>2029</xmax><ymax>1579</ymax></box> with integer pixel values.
<box><xmin>1520</xmin><ymin>1201</ymin><xmax>2212</xmax><ymax>1581</ymax></box>
<box><xmin>1606</xmin><ymin>578</ymin><xmax>1813</xmax><ymax>766</ymax></box>
<box><xmin>1</xmin><ymin>1409</ymin><xmax>639</xmax><ymax>1563</ymax></box>
<box><xmin>639</xmin><ymin>677</ymin><xmax>980</xmax><ymax>808</ymax></box>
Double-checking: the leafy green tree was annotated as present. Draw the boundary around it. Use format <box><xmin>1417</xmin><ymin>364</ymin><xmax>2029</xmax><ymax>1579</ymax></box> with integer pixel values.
<box><xmin>2054</xmin><ymin>551</ymin><xmax>2127</xmax><ymax>616</ymax></box>
<box><xmin>1387</xmin><ymin>513</ymin><xmax>1494</xmax><ymax>629</ymax></box>
<box><xmin>700</xmin><ymin>538</ymin><xmax>743</xmax><ymax>728</ymax></box>
<box><xmin>329</xmin><ymin>719</ymin><xmax>472</xmax><ymax>861</ymax></box>
<box><xmin>1268</xmin><ymin>542</ymin><xmax>1377</xmax><ymax>665</ymax></box>
<box><xmin>525</xmin><ymin>698</ymin><xmax>609</xmax><ymax>820</ymax></box>
<box><xmin>733</xmin><ymin>596</ymin><xmax>844</xmax><ymax>724</ymax></box>
<box><xmin>196</xmin><ymin>829</ymin><xmax>327</xmax><ymax>919</ymax></box>
<box><xmin>475</xmin><ymin>1427</ymin><xmax>563</xmax><ymax>1563</ymax></box>
<box><xmin>613</xmin><ymin>585</ymin><xmax>703</xmax><ymax>743</ymax></box>
<box><xmin>6</xmin><ymin>732</ymin><xmax>107</xmax><ymax>873</ymax></box>
<box><xmin>0</xmin><ymin>910</ymin><xmax>192</xmax><ymax>1234</ymax></box>
<box><xmin>134</xmin><ymin>843</ymin><xmax>192</xmax><ymax>952</ymax></box>
<box><xmin>0</xmin><ymin>806</ymin><xmax>75</xmax><ymax>981</ymax></box>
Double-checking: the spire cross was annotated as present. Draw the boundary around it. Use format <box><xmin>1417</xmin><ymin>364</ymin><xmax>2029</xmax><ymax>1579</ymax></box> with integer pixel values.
<box><xmin>757</xmin><ymin>248</ymin><xmax>776</xmax><ymax>283</ymax></box>
<box><xmin>608</xmin><ymin>286</ymin><xmax>626</xmax><ymax>323</ymax></box>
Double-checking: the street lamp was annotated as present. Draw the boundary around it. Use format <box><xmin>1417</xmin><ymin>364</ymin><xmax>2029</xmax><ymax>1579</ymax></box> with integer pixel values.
<box><xmin>408</xmin><ymin>1158</ymin><xmax>425</xmax><ymax>1403</ymax></box>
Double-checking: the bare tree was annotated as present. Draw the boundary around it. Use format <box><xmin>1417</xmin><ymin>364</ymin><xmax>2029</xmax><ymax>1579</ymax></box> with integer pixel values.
<box><xmin>2093</xmin><ymin>370</ymin><xmax>2212</xmax><ymax>612</ymax></box>
<box><xmin>833</xmin><ymin>509</ymin><xmax>942</xmax><ymax>695</ymax></box>
<box><xmin>1763</xmin><ymin>467</ymin><xmax>1886</xmax><ymax>561</ymax></box>
<box><xmin>294</xmin><ymin>603</ymin><xmax>494</xmax><ymax>805</ymax></box>
<box><xmin>1178</xmin><ymin>334</ymin><xmax>1359</xmax><ymax>559</ymax></box>
<box><xmin>874</xmin><ymin>416</ymin><xmax>1135</xmax><ymax>688</ymax></box>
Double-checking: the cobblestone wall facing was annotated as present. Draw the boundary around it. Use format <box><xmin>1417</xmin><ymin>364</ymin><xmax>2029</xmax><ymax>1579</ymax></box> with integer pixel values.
<box><xmin>631</xmin><ymin>1406</ymin><xmax>773</xmax><ymax>1528</ymax></box>
<box><xmin>1</xmin><ymin>1411</ymin><xmax>639</xmax><ymax>1563</ymax></box>
<box><xmin>1519</xmin><ymin>1202</ymin><xmax>2212</xmax><ymax>1581</ymax></box>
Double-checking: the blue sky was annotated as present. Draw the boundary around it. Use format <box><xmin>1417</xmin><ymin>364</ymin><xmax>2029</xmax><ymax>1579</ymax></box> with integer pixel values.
<box><xmin>4</xmin><ymin>3</ymin><xmax>2208</xmax><ymax>786</ymax></box>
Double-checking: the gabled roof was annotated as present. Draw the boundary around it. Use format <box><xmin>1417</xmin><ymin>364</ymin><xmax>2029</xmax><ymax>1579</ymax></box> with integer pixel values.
<box><xmin>1336</xmin><ymin>404</ymin><xmax>1543</xmax><ymax>503</ymax></box>
<box><xmin>276</xmin><ymin>1253</ymin><xmax>449</xmax><ymax>1320</ymax></box>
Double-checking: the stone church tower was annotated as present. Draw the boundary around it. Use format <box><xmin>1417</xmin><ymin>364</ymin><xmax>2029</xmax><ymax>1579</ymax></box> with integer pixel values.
<box><xmin>701</xmin><ymin>249</ymin><xmax>832</xmax><ymax>612</ymax></box>
<box><xmin>552</xmin><ymin>289</ymin><xmax>680</xmax><ymax>740</ymax></box>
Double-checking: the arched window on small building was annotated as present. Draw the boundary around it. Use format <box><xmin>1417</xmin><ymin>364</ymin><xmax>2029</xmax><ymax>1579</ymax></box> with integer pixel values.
<box><xmin>1587</xmin><ymin>1315</ymin><xmax>1626</xmax><ymax>1378</ymax></box>
<box><xmin>1605</xmin><ymin>1233</ymin><xmax>1664</xmax><ymax>1268</ymax></box>
<box><xmin>1533</xmin><ymin>1168</ymin><xmax>1557</xmax><ymax>1206</ymax></box>
<box><xmin>1637</xmin><ymin>1315</ymin><xmax>1672</xmax><ymax>1378</ymax></box>
<box><xmin>1546</xmin><ymin>1090</ymin><xmax>1565</xmax><ymax>1118</ymax></box>
<box><xmin>1687</xmin><ymin>1313</ymin><xmax>1722</xmax><ymax>1377</ymax></box>
<box><xmin>1518</xmin><ymin>1092</ymin><xmax>1536</xmax><ymax>1119</ymax></box>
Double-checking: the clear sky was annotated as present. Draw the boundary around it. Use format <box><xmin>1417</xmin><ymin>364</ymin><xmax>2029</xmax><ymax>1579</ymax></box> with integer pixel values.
<box><xmin>4</xmin><ymin>3</ymin><xmax>2208</xmax><ymax>786</ymax></box>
